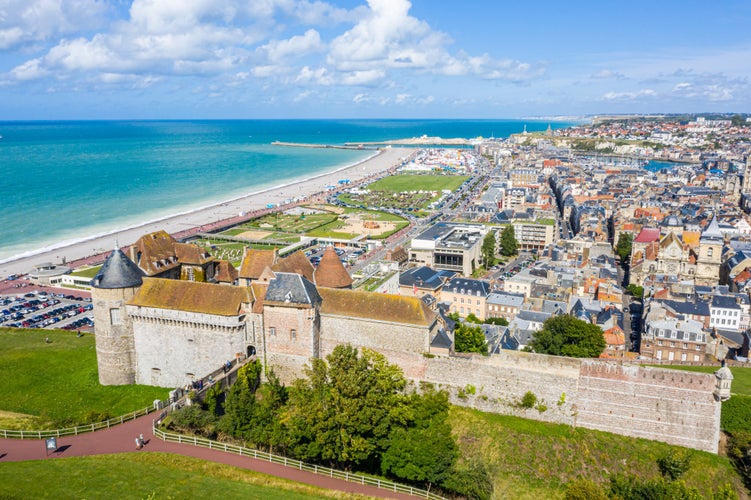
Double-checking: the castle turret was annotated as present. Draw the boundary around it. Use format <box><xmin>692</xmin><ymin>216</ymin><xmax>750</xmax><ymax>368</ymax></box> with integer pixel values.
<box><xmin>91</xmin><ymin>248</ymin><xmax>145</xmax><ymax>385</ymax></box>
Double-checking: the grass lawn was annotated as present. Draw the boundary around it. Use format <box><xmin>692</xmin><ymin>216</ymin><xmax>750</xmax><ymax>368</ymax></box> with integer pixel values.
<box><xmin>0</xmin><ymin>453</ymin><xmax>364</xmax><ymax>500</ymax></box>
<box><xmin>450</xmin><ymin>406</ymin><xmax>743</xmax><ymax>499</ymax></box>
<box><xmin>367</xmin><ymin>174</ymin><xmax>469</xmax><ymax>192</ymax></box>
<box><xmin>245</xmin><ymin>213</ymin><xmax>338</xmax><ymax>234</ymax></box>
<box><xmin>68</xmin><ymin>265</ymin><xmax>102</xmax><ymax>278</ymax></box>
<box><xmin>0</xmin><ymin>328</ymin><xmax>169</xmax><ymax>428</ymax></box>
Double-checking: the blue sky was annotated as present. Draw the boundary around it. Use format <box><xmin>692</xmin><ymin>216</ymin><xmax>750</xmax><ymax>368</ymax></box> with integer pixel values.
<box><xmin>1</xmin><ymin>0</ymin><xmax>750</xmax><ymax>119</ymax></box>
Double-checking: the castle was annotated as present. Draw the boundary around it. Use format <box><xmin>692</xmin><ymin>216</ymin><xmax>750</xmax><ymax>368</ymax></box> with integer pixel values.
<box><xmin>91</xmin><ymin>233</ymin><xmax>729</xmax><ymax>453</ymax></box>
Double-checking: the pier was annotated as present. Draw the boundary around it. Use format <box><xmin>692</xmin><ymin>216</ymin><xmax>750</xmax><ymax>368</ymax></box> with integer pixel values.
<box><xmin>271</xmin><ymin>141</ymin><xmax>378</xmax><ymax>151</ymax></box>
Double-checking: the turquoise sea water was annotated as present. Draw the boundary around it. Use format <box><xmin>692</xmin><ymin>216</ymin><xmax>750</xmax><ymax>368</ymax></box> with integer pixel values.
<box><xmin>0</xmin><ymin>119</ymin><xmax>565</xmax><ymax>263</ymax></box>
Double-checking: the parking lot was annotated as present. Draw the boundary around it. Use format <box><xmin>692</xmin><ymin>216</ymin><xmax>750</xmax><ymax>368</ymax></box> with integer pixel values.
<box><xmin>0</xmin><ymin>289</ymin><xmax>94</xmax><ymax>332</ymax></box>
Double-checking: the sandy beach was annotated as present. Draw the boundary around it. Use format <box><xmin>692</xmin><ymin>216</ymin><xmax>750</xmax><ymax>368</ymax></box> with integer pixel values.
<box><xmin>0</xmin><ymin>147</ymin><xmax>413</xmax><ymax>279</ymax></box>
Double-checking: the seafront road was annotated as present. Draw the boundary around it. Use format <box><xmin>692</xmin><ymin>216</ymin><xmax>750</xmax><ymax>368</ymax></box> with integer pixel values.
<box><xmin>0</xmin><ymin>412</ymin><xmax>417</xmax><ymax>499</ymax></box>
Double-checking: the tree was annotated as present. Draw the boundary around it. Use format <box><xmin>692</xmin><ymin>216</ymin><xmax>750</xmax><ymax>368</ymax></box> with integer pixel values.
<box><xmin>219</xmin><ymin>360</ymin><xmax>262</xmax><ymax>438</ymax></box>
<box><xmin>615</xmin><ymin>232</ymin><xmax>633</xmax><ymax>266</ymax></box>
<box><xmin>529</xmin><ymin>315</ymin><xmax>606</xmax><ymax>358</ymax></box>
<box><xmin>454</xmin><ymin>322</ymin><xmax>488</xmax><ymax>354</ymax></box>
<box><xmin>284</xmin><ymin>345</ymin><xmax>408</xmax><ymax>469</ymax></box>
<box><xmin>499</xmin><ymin>225</ymin><xmax>519</xmax><ymax>257</ymax></box>
<box><xmin>484</xmin><ymin>316</ymin><xmax>508</xmax><ymax>326</ymax></box>
<box><xmin>627</xmin><ymin>284</ymin><xmax>644</xmax><ymax>299</ymax></box>
<box><xmin>381</xmin><ymin>389</ymin><xmax>458</xmax><ymax>489</ymax></box>
<box><xmin>481</xmin><ymin>231</ymin><xmax>496</xmax><ymax>268</ymax></box>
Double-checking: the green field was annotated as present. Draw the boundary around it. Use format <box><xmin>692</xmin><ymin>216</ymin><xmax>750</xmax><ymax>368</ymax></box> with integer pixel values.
<box><xmin>0</xmin><ymin>453</ymin><xmax>364</xmax><ymax>500</ymax></box>
<box><xmin>0</xmin><ymin>328</ymin><xmax>169</xmax><ymax>428</ymax></box>
<box><xmin>367</xmin><ymin>174</ymin><xmax>469</xmax><ymax>192</ymax></box>
<box><xmin>243</xmin><ymin>212</ymin><xmax>338</xmax><ymax>234</ymax></box>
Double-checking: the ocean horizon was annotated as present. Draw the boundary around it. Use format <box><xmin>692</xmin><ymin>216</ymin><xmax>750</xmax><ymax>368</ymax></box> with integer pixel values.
<box><xmin>0</xmin><ymin>119</ymin><xmax>568</xmax><ymax>264</ymax></box>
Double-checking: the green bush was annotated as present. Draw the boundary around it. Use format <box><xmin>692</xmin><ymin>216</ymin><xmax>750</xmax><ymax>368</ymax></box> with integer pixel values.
<box><xmin>657</xmin><ymin>449</ymin><xmax>692</xmax><ymax>481</ymax></box>
<box><xmin>564</xmin><ymin>479</ymin><xmax>608</xmax><ymax>500</ymax></box>
<box><xmin>519</xmin><ymin>391</ymin><xmax>537</xmax><ymax>409</ymax></box>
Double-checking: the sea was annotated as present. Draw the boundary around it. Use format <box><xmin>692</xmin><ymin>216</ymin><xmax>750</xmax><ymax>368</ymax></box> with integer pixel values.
<box><xmin>0</xmin><ymin>119</ymin><xmax>569</xmax><ymax>264</ymax></box>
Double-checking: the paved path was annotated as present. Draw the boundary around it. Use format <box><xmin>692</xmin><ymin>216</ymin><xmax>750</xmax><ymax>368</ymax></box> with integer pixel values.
<box><xmin>0</xmin><ymin>413</ymin><xmax>417</xmax><ymax>499</ymax></box>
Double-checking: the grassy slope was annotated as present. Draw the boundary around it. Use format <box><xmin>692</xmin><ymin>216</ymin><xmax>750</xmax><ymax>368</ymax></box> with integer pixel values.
<box><xmin>367</xmin><ymin>174</ymin><xmax>469</xmax><ymax>192</ymax></box>
<box><xmin>449</xmin><ymin>406</ymin><xmax>743</xmax><ymax>499</ymax></box>
<box><xmin>0</xmin><ymin>453</ymin><xmax>369</xmax><ymax>500</ymax></box>
<box><xmin>0</xmin><ymin>328</ymin><xmax>168</xmax><ymax>427</ymax></box>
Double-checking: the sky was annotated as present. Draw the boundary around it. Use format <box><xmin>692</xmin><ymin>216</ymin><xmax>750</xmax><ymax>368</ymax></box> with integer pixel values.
<box><xmin>1</xmin><ymin>0</ymin><xmax>750</xmax><ymax>120</ymax></box>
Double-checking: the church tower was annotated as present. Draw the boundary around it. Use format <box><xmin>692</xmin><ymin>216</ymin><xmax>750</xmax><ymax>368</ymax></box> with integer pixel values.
<box><xmin>695</xmin><ymin>214</ymin><xmax>724</xmax><ymax>286</ymax></box>
<box><xmin>90</xmin><ymin>249</ymin><xmax>145</xmax><ymax>385</ymax></box>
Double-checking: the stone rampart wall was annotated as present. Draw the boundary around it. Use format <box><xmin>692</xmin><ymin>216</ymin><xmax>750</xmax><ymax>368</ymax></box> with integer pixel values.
<box><xmin>576</xmin><ymin>361</ymin><xmax>720</xmax><ymax>453</ymax></box>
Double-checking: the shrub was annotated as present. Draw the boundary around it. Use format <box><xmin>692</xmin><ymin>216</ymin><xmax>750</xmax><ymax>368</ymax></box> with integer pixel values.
<box><xmin>565</xmin><ymin>479</ymin><xmax>608</xmax><ymax>500</ymax></box>
<box><xmin>519</xmin><ymin>391</ymin><xmax>537</xmax><ymax>409</ymax></box>
<box><xmin>656</xmin><ymin>449</ymin><xmax>692</xmax><ymax>481</ymax></box>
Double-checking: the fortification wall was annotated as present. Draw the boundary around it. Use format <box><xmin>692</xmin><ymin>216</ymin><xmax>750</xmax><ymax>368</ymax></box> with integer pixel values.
<box><xmin>127</xmin><ymin>306</ymin><xmax>248</xmax><ymax>388</ymax></box>
<box><xmin>320</xmin><ymin>314</ymin><xmax>430</xmax><ymax>355</ymax></box>
<box><xmin>421</xmin><ymin>352</ymin><xmax>582</xmax><ymax>425</ymax></box>
<box><xmin>576</xmin><ymin>361</ymin><xmax>720</xmax><ymax>453</ymax></box>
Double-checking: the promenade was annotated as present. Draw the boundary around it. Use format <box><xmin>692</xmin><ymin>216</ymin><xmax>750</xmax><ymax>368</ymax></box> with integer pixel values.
<box><xmin>0</xmin><ymin>413</ymin><xmax>416</xmax><ymax>499</ymax></box>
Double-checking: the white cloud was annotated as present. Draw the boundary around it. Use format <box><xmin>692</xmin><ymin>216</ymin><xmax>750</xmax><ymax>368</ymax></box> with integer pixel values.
<box><xmin>295</xmin><ymin>65</ymin><xmax>333</xmax><ymax>85</ymax></box>
<box><xmin>261</xmin><ymin>29</ymin><xmax>324</xmax><ymax>63</ymax></box>
<box><xmin>352</xmin><ymin>93</ymin><xmax>369</xmax><ymax>103</ymax></box>
<box><xmin>340</xmin><ymin>69</ymin><xmax>384</xmax><ymax>85</ymax></box>
<box><xmin>0</xmin><ymin>0</ymin><xmax>110</xmax><ymax>50</ymax></box>
<box><xmin>600</xmin><ymin>89</ymin><xmax>657</xmax><ymax>101</ymax></box>
<box><xmin>590</xmin><ymin>69</ymin><xmax>626</xmax><ymax>80</ymax></box>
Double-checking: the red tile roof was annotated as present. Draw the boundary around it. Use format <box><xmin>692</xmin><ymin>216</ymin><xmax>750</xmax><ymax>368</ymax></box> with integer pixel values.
<box><xmin>634</xmin><ymin>227</ymin><xmax>661</xmax><ymax>243</ymax></box>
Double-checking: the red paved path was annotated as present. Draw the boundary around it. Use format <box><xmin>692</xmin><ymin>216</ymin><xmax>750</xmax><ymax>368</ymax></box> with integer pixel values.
<box><xmin>0</xmin><ymin>414</ymin><xmax>419</xmax><ymax>499</ymax></box>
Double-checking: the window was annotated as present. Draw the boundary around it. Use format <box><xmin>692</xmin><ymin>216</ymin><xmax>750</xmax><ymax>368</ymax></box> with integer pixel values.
<box><xmin>708</xmin><ymin>247</ymin><xmax>713</xmax><ymax>257</ymax></box>
<box><xmin>109</xmin><ymin>308</ymin><xmax>121</xmax><ymax>325</ymax></box>
<box><xmin>683</xmin><ymin>343</ymin><xmax>688</xmax><ymax>349</ymax></box>
<box><xmin>476</xmin><ymin>300</ymin><xmax>480</xmax><ymax>306</ymax></box>
<box><xmin>460</xmin><ymin>298</ymin><xmax>464</xmax><ymax>304</ymax></box>
<box><xmin>290</xmin><ymin>329</ymin><xmax>296</xmax><ymax>340</ymax></box>
<box><xmin>657</xmin><ymin>340</ymin><xmax>663</xmax><ymax>346</ymax></box>
<box><xmin>269</xmin><ymin>327</ymin><xmax>276</xmax><ymax>337</ymax></box>
<box><xmin>681</xmin><ymin>353</ymin><xmax>687</xmax><ymax>361</ymax></box>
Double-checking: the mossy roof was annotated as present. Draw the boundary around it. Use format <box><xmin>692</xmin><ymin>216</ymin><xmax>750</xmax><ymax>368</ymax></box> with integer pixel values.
<box><xmin>318</xmin><ymin>287</ymin><xmax>436</xmax><ymax>326</ymax></box>
<box><xmin>174</xmin><ymin>242</ymin><xmax>215</xmax><ymax>265</ymax></box>
<box><xmin>273</xmin><ymin>250</ymin><xmax>315</xmax><ymax>282</ymax></box>
<box><xmin>215</xmin><ymin>260</ymin><xmax>239</xmax><ymax>283</ymax></box>
<box><xmin>128</xmin><ymin>278</ymin><xmax>251</xmax><ymax>316</ymax></box>
<box><xmin>130</xmin><ymin>230</ymin><xmax>180</xmax><ymax>276</ymax></box>
<box><xmin>239</xmin><ymin>249</ymin><xmax>276</xmax><ymax>279</ymax></box>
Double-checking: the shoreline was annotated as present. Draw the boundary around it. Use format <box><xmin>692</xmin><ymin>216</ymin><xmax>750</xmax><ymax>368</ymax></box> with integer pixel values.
<box><xmin>0</xmin><ymin>147</ymin><xmax>411</xmax><ymax>278</ymax></box>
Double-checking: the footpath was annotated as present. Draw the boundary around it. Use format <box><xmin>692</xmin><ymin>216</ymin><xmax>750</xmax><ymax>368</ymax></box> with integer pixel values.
<box><xmin>0</xmin><ymin>413</ymin><xmax>416</xmax><ymax>499</ymax></box>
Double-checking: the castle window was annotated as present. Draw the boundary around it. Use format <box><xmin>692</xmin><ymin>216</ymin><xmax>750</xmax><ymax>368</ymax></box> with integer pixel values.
<box><xmin>290</xmin><ymin>329</ymin><xmax>296</xmax><ymax>340</ymax></box>
<box><xmin>708</xmin><ymin>247</ymin><xmax>713</xmax><ymax>257</ymax></box>
<box><xmin>109</xmin><ymin>308</ymin><xmax>121</xmax><ymax>325</ymax></box>
<box><xmin>269</xmin><ymin>327</ymin><xmax>276</xmax><ymax>337</ymax></box>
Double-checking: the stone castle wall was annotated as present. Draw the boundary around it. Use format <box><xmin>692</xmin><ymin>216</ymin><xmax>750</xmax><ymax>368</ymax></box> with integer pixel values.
<box><xmin>576</xmin><ymin>361</ymin><xmax>720</xmax><ymax>453</ymax></box>
<box><xmin>127</xmin><ymin>306</ymin><xmax>249</xmax><ymax>388</ymax></box>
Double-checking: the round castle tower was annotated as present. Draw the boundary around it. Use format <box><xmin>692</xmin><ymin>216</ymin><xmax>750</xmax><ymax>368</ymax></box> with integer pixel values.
<box><xmin>90</xmin><ymin>249</ymin><xmax>145</xmax><ymax>385</ymax></box>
